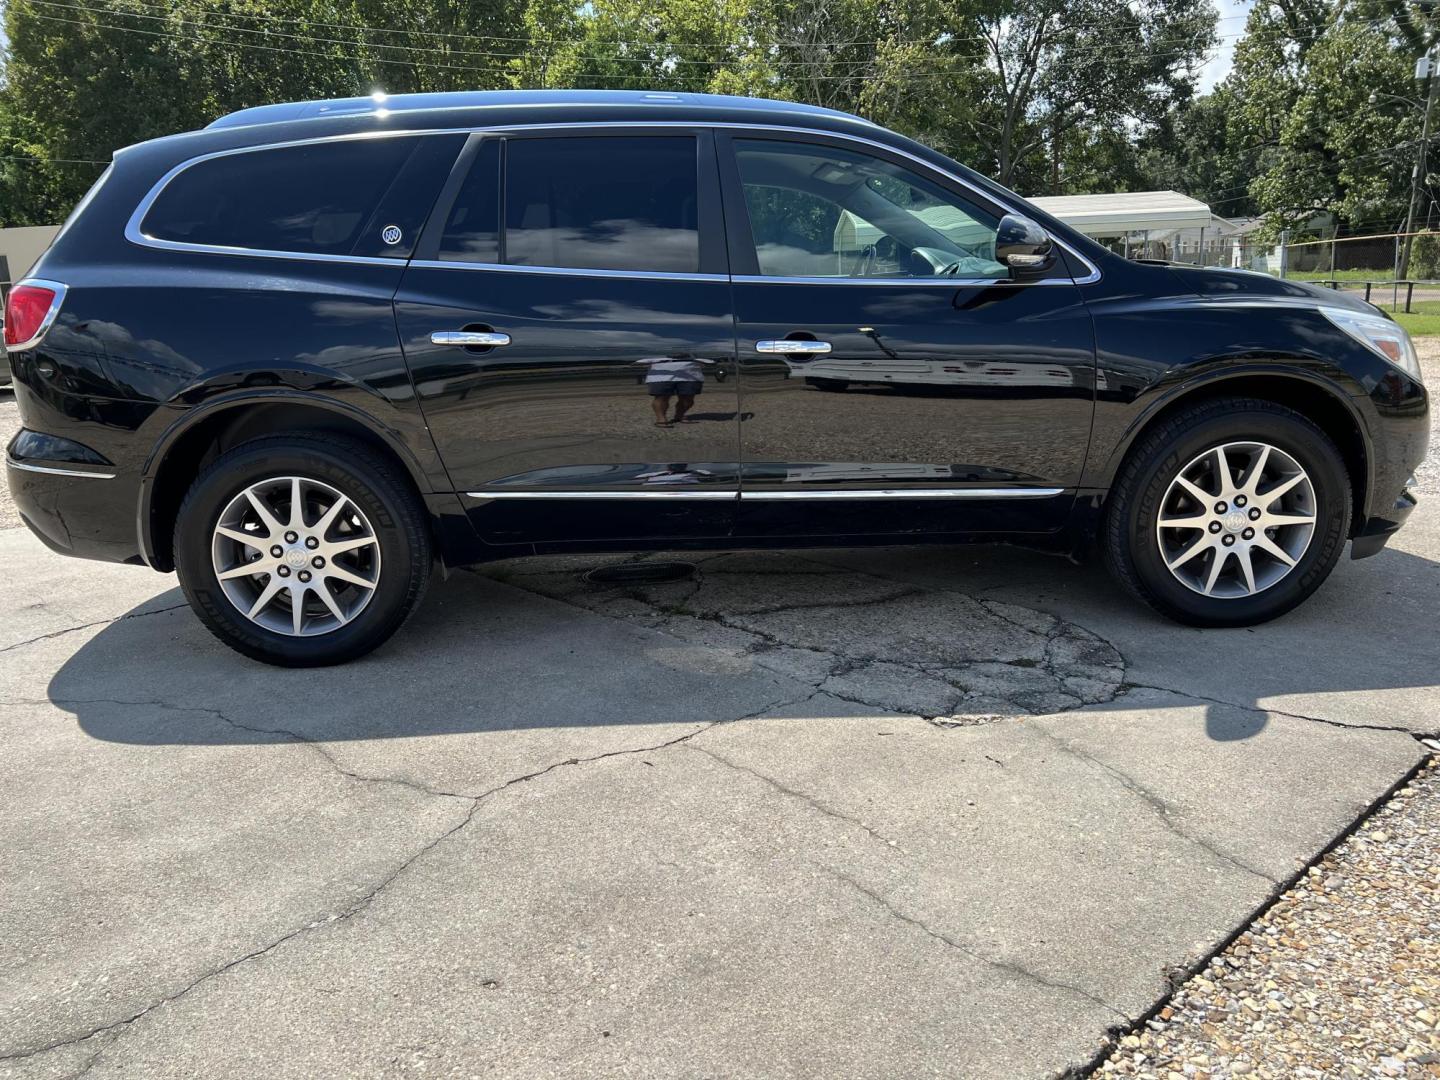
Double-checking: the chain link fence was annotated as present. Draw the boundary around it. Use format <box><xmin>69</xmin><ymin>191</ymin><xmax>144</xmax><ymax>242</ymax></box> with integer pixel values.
<box><xmin>1103</xmin><ymin>229</ymin><xmax>1440</xmax><ymax>313</ymax></box>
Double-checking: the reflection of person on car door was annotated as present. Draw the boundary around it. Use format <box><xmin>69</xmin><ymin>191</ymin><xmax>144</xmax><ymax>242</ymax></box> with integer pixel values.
<box><xmin>637</xmin><ymin>353</ymin><xmax>712</xmax><ymax>426</ymax></box>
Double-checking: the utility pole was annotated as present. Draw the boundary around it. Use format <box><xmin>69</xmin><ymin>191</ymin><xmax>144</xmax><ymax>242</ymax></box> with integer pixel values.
<box><xmin>1400</xmin><ymin>49</ymin><xmax>1438</xmax><ymax>280</ymax></box>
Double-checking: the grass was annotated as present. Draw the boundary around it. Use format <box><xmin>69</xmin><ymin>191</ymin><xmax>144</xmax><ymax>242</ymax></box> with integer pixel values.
<box><xmin>1288</xmin><ymin>268</ymin><xmax>1398</xmax><ymax>283</ymax></box>
<box><xmin>1367</xmin><ymin>299</ymin><xmax>1440</xmax><ymax>337</ymax></box>
<box><xmin>1394</xmin><ymin>309</ymin><xmax>1440</xmax><ymax>336</ymax></box>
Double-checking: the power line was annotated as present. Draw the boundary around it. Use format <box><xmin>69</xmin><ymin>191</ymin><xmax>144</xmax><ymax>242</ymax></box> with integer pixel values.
<box><xmin>8</xmin><ymin>0</ymin><xmax>1255</xmax><ymax>53</ymax></box>
<box><xmin>19</xmin><ymin>6</ymin><xmax>1237</xmax><ymax>79</ymax></box>
<box><xmin>15</xmin><ymin>0</ymin><xmax>1240</xmax><ymax>65</ymax></box>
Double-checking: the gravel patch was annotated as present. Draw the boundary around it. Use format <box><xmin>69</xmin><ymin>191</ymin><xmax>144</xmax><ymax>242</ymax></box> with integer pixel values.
<box><xmin>1409</xmin><ymin>339</ymin><xmax>1440</xmax><ymax>498</ymax></box>
<box><xmin>1098</xmin><ymin>755</ymin><xmax>1440</xmax><ymax>1080</ymax></box>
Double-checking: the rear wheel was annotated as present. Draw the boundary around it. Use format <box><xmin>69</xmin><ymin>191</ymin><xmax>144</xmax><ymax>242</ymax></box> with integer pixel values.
<box><xmin>1103</xmin><ymin>397</ymin><xmax>1351</xmax><ymax>627</ymax></box>
<box><xmin>174</xmin><ymin>432</ymin><xmax>431</xmax><ymax>666</ymax></box>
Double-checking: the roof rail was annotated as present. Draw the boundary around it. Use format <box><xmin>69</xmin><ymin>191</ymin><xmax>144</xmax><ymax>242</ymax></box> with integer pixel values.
<box><xmin>208</xmin><ymin>89</ymin><xmax>873</xmax><ymax>131</ymax></box>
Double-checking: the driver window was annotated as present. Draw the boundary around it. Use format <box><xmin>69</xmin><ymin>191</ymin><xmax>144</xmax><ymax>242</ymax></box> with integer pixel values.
<box><xmin>733</xmin><ymin>140</ymin><xmax>1009</xmax><ymax>281</ymax></box>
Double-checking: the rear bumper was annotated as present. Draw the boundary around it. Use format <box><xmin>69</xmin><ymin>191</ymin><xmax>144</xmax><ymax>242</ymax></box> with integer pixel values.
<box><xmin>5</xmin><ymin>452</ymin><xmax>147</xmax><ymax>565</ymax></box>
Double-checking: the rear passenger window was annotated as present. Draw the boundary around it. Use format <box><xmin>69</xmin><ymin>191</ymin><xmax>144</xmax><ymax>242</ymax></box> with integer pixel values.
<box><xmin>502</xmin><ymin>136</ymin><xmax>699</xmax><ymax>273</ymax></box>
<box><xmin>141</xmin><ymin>136</ymin><xmax>423</xmax><ymax>257</ymax></box>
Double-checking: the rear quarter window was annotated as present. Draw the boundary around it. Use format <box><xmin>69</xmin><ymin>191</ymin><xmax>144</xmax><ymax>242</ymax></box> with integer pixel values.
<box><xmin>139</xmin><ymin>136</ymin><xmax>433</xmax><ymax>258</ymax></box>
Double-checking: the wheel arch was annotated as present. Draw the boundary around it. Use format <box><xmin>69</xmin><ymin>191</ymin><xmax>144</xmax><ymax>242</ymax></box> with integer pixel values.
<box><xmin>1096</xmin><ymin>369</ymin><xmax>1370</xmax><ymax>534</ymax></box>
<box><xmin>139</xmin><ymin>392</ymin><xmax>438</xmax><ymax>572</ymax></box>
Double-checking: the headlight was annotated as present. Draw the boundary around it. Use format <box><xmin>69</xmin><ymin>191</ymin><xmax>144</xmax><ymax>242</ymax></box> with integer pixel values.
<box><xmin>1322</xmin><ymin>306</ymin><xmax>1423</xmax><ymax>383</ymax></box>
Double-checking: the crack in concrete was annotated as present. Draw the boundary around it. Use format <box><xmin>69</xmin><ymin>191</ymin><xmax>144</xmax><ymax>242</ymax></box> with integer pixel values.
<box><xmin>0</xmin><ymin>686</ymin><xmax>819</xmax><ymax>1067</ymax></box>
<box><xmin>1119</xmin><ymin>682</ymin><xmax>1440</xmax><ymax>739</ymax></box>
<box><xmin>1022</xmin><ymin>722</ymin><xmax>1278</xmax><ymax>884</ymax></box>
<box><xmin>496</xmin><ymin>556</ymin><xmax>1127</xmax><ymax>724</ymax></box>
<box><xmin>685</xmin><ymin>741</ymin><xmax>907</xmax><ymax>853</ymax></box>
<box><xmin>1061</xmin><ymin>750</ymin><xmax>1437</xmax><ymax>1080</ymax></box>
<box><xmin>826</xmin><ymin>868</ymin><xmax>1132</xmax><ymax>1026</ymax></box>
<box><xmin>0</xmin><ymin>603</ymin><xmax>190</xmax><ymax>656</ymax></box>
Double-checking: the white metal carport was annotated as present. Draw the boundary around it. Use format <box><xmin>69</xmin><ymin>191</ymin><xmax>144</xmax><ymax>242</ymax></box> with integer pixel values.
<box><xmin>1028</xmin><ymin>190</ymin><xmax>1214</xmax><ymax>237</ymax></box>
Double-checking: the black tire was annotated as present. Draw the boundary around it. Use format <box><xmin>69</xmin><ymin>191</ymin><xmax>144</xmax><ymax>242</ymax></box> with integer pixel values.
<box><xmin>173</xmin><ymin>432</ymin><xmax>431</xmax><ymax>666</ymax></box>
<box><xmin>1103</xmin><ymin>397</ymin><xmax>1351</xmax><ymax>627</ymax></box>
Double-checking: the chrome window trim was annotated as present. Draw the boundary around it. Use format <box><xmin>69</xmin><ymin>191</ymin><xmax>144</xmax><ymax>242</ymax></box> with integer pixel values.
<box><xmin>476</xmin><ymin>121</ymin><xmax>1102</xmax><ymax>286</ymax></box>
<box><xmin>731</xmin><ymin>274</ymin><xmax>1038</xmax><ymax>288</ymax></box>
<box><xmin>4</xmin><ymin>278</ymin><xmax>70</xmax><ymax>352</ymax></box>
<box><xmin>123</xmin><ymin>121</ymin><xmax>1103</xmax><ymax>285</ymax></box>
<box><xmin>465</xmin><ymin>487</ymin><xmax>1064</xmax><ymax>500</ymax></box>
<box><xmin>124</xmin><ymin>128</ymin><xmax>453</xmax><ymax>265</ymax></box>
<box><xmin>5</xmin><ymin>456</ymin><xmax>116</xmax><ymax>480</ymax></box>
<box><xmin>408</xmin><ymin>259</ymin><xmax>728</xmax><ymax>283</ymax></box>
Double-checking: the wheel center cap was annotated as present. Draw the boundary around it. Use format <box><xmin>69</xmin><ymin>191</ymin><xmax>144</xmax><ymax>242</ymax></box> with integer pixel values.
<box><xmin>284</xmin><ymin>547</ymin><xmax>309</xmax><ymax>570</ymax></box>
<box><xmin>1222</xmin><ymin>510</ymin><xmax>1248</xmax><ymax>533</ymax></box>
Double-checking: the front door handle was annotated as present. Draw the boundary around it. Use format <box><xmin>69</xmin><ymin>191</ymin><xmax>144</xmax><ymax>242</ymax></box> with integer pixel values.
<box><xmin>756</xmin><ymin>339</ymin><xmax>831</xmax><ymax>354</ymax></box>
<box><xmin>431</xmin><ymin>330</ymin><xmax>511</xmax><ymax>347</ymax></box>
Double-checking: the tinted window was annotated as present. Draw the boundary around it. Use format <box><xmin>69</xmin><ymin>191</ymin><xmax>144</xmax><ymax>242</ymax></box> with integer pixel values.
<box><xmin>437</xmin><ymin>140</ymin><xmax>500</xmax><ymax>263</ymax></box>
<box><xmin>143</xmin><ymin>136</ymin><xmax>422</xmax><ymax>256</ymax></box>
<box><xmin>733</xmin><ymin>140</ymin><xmax>1007</xmax><ymax>280</ymax></box>
<box><xmin>503</xmin><ymin>137</ymin><xmax>699</xmax><ymax>273</ymax></box>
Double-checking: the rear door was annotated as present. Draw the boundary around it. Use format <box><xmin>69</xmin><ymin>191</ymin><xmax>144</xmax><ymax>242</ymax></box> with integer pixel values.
<box><xmin>717</xmin><ymin>131</ymin><xmax>1097</xmax><ymax>539</ymax></box>
<box><xmin>393</xmin><ymin>128</ymin><xmax>739</xmax><ymax>546</ymax></box>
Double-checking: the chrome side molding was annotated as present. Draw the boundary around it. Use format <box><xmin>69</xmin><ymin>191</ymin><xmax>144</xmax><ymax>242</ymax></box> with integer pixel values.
<box><xmin>5</xmin><ymin>456</ymin><xmax>116</xmax><ymax>479</ymax></box>
<box><xmin>465</xmin><ymin>487</ymin><xmax>1065</xmax><ymax>500</ymax></box>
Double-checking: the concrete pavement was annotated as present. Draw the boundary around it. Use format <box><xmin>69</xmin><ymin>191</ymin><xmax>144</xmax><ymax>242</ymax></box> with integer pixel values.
<box><xmin>1</xmin><ymin>386</ymin><xmax>1437</xmax><ymax>1078</ymax></box>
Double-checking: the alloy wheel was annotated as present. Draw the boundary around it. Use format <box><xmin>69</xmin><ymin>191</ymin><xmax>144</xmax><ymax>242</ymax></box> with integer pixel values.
<box><xmin>1155</xmin><ymin>441</ymin><xmax>1317</xmax><ymax>599</ymax></box>
<box><xmin>210</xmin><ymin>476</ymin><xmax>382</xmax><ymax>636</ymax></box>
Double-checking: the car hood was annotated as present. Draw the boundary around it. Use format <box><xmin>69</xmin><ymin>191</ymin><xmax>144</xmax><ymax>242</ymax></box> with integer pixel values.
<box><xmin>1164</xmin><ymin>264</ymin><xmax>1383</xmax><ymax>316</ymax></box>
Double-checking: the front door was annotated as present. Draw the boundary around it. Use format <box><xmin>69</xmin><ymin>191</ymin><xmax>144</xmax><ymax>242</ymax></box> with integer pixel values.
<box><xmin>394</xmin><ymin>129</ymin><xmax>739</xmax><ymax>546</ymax></box>
<box><xmin>716</xmin><ymin>131</ymin><xmax>1097</xmax><ymax>538</ymax></box>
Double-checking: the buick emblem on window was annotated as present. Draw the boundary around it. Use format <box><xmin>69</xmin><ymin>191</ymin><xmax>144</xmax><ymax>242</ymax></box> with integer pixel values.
<box><xmin>381</xmin><ymin>224</ymin><xmax>403</xmax><ymax>245</ymax></box>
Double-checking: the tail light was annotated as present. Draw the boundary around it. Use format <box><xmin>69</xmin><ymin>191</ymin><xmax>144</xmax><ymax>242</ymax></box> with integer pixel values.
<box><xmin>3</xmin><ymin>280</ymin><xmax>68</xmax><ymax>351</ymax></box>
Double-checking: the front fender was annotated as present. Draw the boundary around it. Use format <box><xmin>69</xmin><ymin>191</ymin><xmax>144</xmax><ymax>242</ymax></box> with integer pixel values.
<box><xmin>1092</xmin><ymin>361</ymin><xmax>1372</xmax><ymax>489</ymax></box>
<box><xmin>1080</xmin><ymin>295</ymin><xmax>1390</xmax><ymax>496</ymax></box>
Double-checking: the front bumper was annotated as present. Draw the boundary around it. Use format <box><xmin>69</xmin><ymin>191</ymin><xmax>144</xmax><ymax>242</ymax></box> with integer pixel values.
<box><xmin>1351</xmin><ymin>480</ymin><xmax>1419</xmax><ymax>560</ymax></box>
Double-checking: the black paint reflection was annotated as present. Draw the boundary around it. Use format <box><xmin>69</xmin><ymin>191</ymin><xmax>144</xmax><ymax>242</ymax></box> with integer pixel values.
<box><xmin>733</xmin><ymin>281</ymin><xmax>1097</xmax><ymax>493</ymax></box>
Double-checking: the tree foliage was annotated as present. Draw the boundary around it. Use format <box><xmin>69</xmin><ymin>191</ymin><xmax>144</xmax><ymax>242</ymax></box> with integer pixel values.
<box><xmin>25</xmin><ymin>0</ymin><xmax>1440</xmax><ymax>237</ymax></box>
<box><xmin>1145</xmin><ymin>0</ymin><xmax>1440</xmax><ymax>237</ymax></box>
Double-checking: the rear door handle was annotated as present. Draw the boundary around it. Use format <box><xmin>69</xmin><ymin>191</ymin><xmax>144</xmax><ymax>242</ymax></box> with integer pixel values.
<box><xmin>431</xmin><ymin>330</ymin><xmax>511</xmax><ymax>347</ymax></box>
<box><xmin>755</xmin><ymin>339</ymin><xmax>831</xmax><ymax>354</ymax></box>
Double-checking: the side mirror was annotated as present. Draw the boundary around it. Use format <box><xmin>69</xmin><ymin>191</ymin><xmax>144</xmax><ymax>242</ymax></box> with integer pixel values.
<box><xmin>995</xmin><ymin>213</ymin><xmax>1056</xmax><ymax>279</ymax></box>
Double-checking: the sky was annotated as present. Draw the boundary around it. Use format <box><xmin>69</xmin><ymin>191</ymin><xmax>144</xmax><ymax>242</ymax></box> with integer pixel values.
<box><xmin>1199</xmin><ymin>0</ymin><xmax>1258</xmax><ymax>93</ymax></box>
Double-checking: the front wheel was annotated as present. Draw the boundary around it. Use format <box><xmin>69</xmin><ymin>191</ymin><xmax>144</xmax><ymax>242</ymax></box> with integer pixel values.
<box><xmin>1103</xmin><ymin>397</ymin><xmax>1351</xmax><ymax>627</ymax></box>
<box><xmin>174</xmin><ymin>432</ymin><xmax>431</xmax><ymax>666</ymax></box>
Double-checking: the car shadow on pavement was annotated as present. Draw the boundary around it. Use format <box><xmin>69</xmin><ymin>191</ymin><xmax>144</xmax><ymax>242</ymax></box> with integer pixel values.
<box><xmin>46</xmin><ymin>539</ymin><xmax>1440</xmax><ymax>749</ymax></box>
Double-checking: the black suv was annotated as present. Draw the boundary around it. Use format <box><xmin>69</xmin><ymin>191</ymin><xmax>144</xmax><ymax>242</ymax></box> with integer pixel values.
<box><xmin>3</xmin><ymin>90</ymin><xmax>1428</xmax><ymax>666</ymax></box>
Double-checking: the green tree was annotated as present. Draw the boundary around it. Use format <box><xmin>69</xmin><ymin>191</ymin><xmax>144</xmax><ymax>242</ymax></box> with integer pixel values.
<box><xmin>931</xmin><ymin>0</ymin><xmax>1216</xmax><ymax>193</ymax></box>
<box><xmin>0</xmin><ymin>0</ymin><xmax>520</xmax><ymax>225</ymax></box>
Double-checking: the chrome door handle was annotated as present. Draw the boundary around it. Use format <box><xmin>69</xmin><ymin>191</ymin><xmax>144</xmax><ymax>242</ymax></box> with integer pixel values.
<box><xmin>755</xmin><ymin>339</ymin><xmax>831</xmax><ymax>354</ymax></box>
<box><xmin>431</xmin><ymin>330</ymin><xmax>511</xmax><ymax>347</ymax></box>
